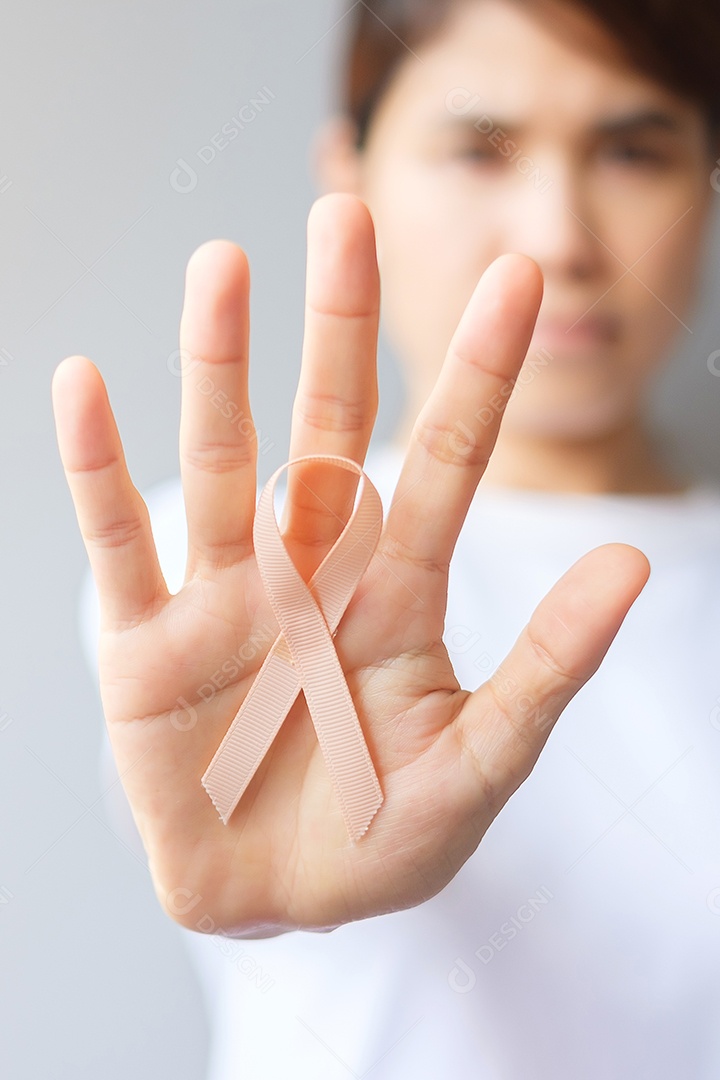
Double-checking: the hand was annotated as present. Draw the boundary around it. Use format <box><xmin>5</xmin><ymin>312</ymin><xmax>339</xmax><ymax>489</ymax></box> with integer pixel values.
<box><xmin>52</xmin><ymin>194</ymin><xmax>650</xmax><ymax>937</ymax></box>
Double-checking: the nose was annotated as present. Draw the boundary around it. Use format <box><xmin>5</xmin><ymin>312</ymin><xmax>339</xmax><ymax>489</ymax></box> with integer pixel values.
<box><xmin>503</xmin><ymin>158</ymin><xmax>603</xmax><ymax>282</ymax></box>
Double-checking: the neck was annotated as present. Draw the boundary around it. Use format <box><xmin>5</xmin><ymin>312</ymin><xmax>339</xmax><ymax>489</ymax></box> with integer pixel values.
<box><xmin>392</xmin><ymin>413</ymin><xmax>692</xmax><ymax>496</ymax></box>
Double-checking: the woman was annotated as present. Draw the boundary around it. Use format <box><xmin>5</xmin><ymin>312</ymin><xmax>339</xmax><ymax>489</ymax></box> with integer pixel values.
<box><xmin>55</xmin><ymin>0</ymin><xmax>720</xmax><ymax>1075</ymax></box>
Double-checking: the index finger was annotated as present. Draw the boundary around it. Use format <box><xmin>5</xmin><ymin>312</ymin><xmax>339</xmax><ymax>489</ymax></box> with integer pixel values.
<box><xmin>379</xmin><ymin>254</ymin><xmax>544</xmax><ymax>575</ymax></box>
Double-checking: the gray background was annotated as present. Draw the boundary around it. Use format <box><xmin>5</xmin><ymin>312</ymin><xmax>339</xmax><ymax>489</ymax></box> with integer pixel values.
<box><xmin>0</xmin><ymin>1</ymin><xmax>718</xmax><ymax>1076</ymax></box>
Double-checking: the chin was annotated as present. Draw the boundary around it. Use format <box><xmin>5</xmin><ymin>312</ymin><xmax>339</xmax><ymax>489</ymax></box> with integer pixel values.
<box><xmin>501</xmin><ymin>390</ymin><xmax>634</xmax><ymax>441</ymax></box>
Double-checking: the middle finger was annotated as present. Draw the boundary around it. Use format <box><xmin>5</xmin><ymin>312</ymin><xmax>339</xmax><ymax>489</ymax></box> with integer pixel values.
<box><xmin>283</xmin><ymin>194</ymin><xmax>381</xmax><ymax>576</ymax></box>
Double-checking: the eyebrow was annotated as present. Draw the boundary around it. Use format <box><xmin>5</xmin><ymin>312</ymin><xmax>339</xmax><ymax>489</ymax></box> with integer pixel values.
<box><xmin>593</xmin><ymin>110</ymin><xmax>684</xmax><ymax>137</ymax></box>
<box><xmin>434</xmin><ymin>108</ymin><xmax>685</xmax><ymax>138</ymax></box>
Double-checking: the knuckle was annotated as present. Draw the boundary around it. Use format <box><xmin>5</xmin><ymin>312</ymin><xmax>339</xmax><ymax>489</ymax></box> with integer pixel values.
<box><xmin>379</xmin><ymin>530</ymin><xmax>449</xmax><ymax>576</ymax></box>
<box><xmin>181</xmin><ymin>440</ymin><xmax>255</xmax><ymax>473</ymax></box>
<box><xmin>283</xmin><ymin>507</ymin><xmax>343</xmax><ymax>549</ymax></box>
<box><xmin>293</xmin><ymin>391</ymin><xmax>371</xmax><ymax>435</ymax></box>
<box><xmin>187</xmin><ymin>537</ymin><xmax>255</xmax><ymax>573</ymax></box>
<box><xmin>453</xmin><ymin>719</ymin><xmax>500</xmax><ymax>810</ymax></box>
<box><xmin>415</xmin><ymin>419</ymin><xmax>491</xmax><ymax>470</ymax></box>
<box><xmin>486</xmin><ymin>676</ymin><xmax>538</xmax><ymax>758</ymax></box>
<box><xmin>305</xmin><ymin>298</ymin><xmax>380</xmax><ymax>322</ymax></box>
<box><xmin>65</xmin><ymin>455</ymin><xmax>116</xmax><ymax>477</ymax></box>
<box><xmin>85</xmin><ymin>516</ymin><xmax>144</xmax><ymax>550</ymax></box>
<box><xmin>526</xmin><ymin>627</ymin><xmax>584</xmax><ymax>686</ymax></box>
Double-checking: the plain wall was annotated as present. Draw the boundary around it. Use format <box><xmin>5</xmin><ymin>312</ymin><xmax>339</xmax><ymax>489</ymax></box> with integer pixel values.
<box><xmin>0</xmin><ymin>1</ymin><xmax>718</xmax><ymax>1076</ymax></box>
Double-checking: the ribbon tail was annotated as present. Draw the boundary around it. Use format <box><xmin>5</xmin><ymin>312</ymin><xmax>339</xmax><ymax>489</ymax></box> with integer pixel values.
<box><xmin>201</xmin><ymin>642</ymin><xmax>300</xmax><ymax>824</ymax></box>
<box><xmin>287</xmin><ymin>627</ymin><xmax>384</xmax><ymax>845</ymax></box>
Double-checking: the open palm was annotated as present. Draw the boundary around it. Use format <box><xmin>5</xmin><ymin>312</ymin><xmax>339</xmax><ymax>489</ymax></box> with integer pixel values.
<box><xmin>52</xmin><ymin>194</ymin><xmax>649</xmax><ymax>938</ymax></box>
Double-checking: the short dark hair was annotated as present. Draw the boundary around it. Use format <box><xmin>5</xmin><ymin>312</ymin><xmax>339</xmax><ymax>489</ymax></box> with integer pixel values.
<box><xmin>340</xmin><ymin>0</ymin><xmax>720</xmax><ymax>150</ymax></box>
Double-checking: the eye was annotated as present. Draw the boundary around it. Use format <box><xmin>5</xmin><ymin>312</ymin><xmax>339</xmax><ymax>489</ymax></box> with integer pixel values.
<box><xmin>451</xmin><ymin>143</ymin><xmax>496</xmax><ymax>163</ymax></box>
<box><xmin>601</xmin><ymin>142</ymin><xmax>668</xmax><ymax>166</ymax></box>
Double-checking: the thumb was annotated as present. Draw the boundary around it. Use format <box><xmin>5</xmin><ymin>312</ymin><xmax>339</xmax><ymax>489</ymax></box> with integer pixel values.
<box><xmin>454</xmin><ymin>542</ymin><xmax>651</xmax><ymax>812</ymax></box>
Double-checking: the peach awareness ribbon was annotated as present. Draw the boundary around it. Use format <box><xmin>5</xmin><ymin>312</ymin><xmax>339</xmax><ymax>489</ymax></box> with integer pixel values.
<box><xmin>201</xmin><ymin>455</ymin><xmax>384</xmax><ymax>844</ymax></box>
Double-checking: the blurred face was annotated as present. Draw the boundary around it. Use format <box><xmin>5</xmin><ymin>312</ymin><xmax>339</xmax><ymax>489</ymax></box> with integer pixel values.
<box><xmin>354</xmin><ymin>0</ymin><xmax>716</xmax><ymax>438</ymax></box>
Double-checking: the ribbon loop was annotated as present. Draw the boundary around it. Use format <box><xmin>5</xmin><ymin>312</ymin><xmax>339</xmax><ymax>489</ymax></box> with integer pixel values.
<box><xmin>201</xmin><ymin>455</ymin><xmax>384</xmax><ymax>843</ymax></box>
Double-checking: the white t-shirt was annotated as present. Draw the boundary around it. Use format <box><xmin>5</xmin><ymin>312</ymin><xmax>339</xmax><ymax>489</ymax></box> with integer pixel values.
<box><xmin>79</xmin><ymin>443</ymin><xmax>720</xmax><ymax>1079</ymax></box>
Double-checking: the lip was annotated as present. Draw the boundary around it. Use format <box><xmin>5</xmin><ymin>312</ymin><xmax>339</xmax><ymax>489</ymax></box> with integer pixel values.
<box><xmin>530</xmin><ymin>312</ymin><xmax>620</xmax><ymax>347</ymax></box>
